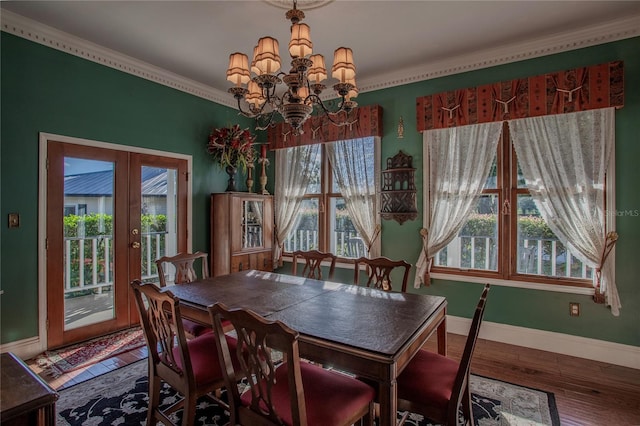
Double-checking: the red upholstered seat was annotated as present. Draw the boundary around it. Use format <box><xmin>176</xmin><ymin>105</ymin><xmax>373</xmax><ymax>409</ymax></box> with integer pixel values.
<box><xmin>396</xmin><ymin>284</ymin><xmax>490</xmax><ymax>426</ymax></box>
<box><xmin>397</xmin><ymin>349</ymin><xmax>459</xmax><ymax>421</ymax></box>
<box><xmin>241</xmin><ymin>361</ymin><xmax>375</xmax><ymax>426</ymax></box>
<box><xmin>173</xmin><ymin>332</ymin><xmax>238</xmax><ymax>387</ymax></box>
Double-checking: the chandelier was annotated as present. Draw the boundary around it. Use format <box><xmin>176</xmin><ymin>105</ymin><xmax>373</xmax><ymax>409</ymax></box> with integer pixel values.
<box><xmin>225</xmin><ymin>0</ymin><xmax>357</xmax><ymax>135</ymax></box>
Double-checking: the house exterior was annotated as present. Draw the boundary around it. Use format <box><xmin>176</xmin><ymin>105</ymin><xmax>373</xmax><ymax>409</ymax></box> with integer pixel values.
<box><xmin>1</xmin><ymin>12</ymin><xmax>639</xmax><ymax>368</ymax></box>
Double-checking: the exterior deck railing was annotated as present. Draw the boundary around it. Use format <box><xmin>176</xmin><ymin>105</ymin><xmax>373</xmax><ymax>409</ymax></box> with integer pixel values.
<box><xmin>434</xmin><ymin>235</ymin><xmax>592</xmax><ymax>279</ymax></box>
<box><xmin>64</xmin><ymin>231</ymin><xmax>166</xmax><ymax>295</ymax></box>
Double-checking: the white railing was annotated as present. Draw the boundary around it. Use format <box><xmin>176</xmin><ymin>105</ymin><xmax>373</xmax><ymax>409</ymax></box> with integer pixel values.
<box><xmin>284</xmin><ymin>230</ymin><xmax>366</xmax><ymax>258</ymax></box>
<box><xmin>64</xmin><ymin>232</ymin><xmax>166</xmax><ymax>295</ymax></box>
<box><xmin>434</xmin><ymin>235</ymin><xmax>592</xmax><ymax>279</ymax></box>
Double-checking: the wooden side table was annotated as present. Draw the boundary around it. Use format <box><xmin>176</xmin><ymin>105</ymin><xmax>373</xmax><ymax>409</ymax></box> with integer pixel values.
<box><xmin>0</xmin><ymin>352</ymin><xmax>58</xmax><ymax>426</ymax></box>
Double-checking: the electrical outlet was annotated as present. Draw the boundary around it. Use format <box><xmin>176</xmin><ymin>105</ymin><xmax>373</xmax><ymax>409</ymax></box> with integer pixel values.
<box><xmin>8</xmin><ymin>213</ymin><xmax>20</xmax><ymax>228</ymax></box>
<box><xmin>569</xmin><ymin>302</ymin><xmax>580</xmax><ymax>317</ymax></box>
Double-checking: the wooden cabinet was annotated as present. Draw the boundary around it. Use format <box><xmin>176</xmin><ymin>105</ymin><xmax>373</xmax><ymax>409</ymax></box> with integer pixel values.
<box><xmin>210</xmin><ymin>192</ymin><xmax>274</xmax><ymax>277</ymax></box>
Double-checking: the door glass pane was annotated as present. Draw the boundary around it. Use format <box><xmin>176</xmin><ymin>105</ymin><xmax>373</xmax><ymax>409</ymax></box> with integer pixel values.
<box><xmin>434</xmin><ymin>194</ymin><xmax>499</xmax><ymax>271</ymax></box>
<box><xmin>517</xmin><ymin>195</ymin><xmax>593</xmax><ymax>279</ymax></box>
<box><xmin>285</xmin><ymin>198</ymin><xmax>319</xmax><ymax>252</ymax></box>
<box><xmin>63</xmin><ymin>158</ymin><xmax>115</xmax><ymax>330</ymax></box>
<box><xmin>329</xmin><ymin>197</ymin><xmax>367</xmax><ymax>258</ymax></box>
<box><xmin>141</xmin><ymin>167</ymin><xmax>179</xmax><ymax>285</ymax></box>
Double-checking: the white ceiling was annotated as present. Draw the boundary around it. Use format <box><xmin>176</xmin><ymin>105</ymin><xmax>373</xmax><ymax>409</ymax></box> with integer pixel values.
<box><xmin>2</xmin><ymin>1</ymin><xmax>640</xmax><ymax>104</ymax></box>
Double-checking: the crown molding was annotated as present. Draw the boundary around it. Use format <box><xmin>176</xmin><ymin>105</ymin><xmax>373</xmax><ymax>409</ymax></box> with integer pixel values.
<box><xmin>2</xmin><ymin>9</ymin><xmax>639</xmax><ymax>105</ymax></box>
<box><xmin>357</xmin><ymin>13</ymin><xmax>640</xmax><ymax>93</ymax></box>
<box><xmin>1</xmin><ymin>10</ymin><xmax>235</xmax><ymax>107</ymax></box>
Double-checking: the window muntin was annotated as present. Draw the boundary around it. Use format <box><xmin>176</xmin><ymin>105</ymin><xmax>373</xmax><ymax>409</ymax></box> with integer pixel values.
<box><xmin>433</xmin><ymin>125</ymin><xmax>593</xmax><ymax>285</ymax></box>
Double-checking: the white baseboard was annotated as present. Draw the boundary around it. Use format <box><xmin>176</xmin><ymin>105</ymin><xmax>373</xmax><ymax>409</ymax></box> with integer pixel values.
<box><xmin>0</xmin><ymin>336</ymin><xmax>43</xmax><ymax>360</ymax></box>
<box><xmin>448</xmin><ymin>315</ymin><xmax>640</xmax><ymax>370</ymax></box>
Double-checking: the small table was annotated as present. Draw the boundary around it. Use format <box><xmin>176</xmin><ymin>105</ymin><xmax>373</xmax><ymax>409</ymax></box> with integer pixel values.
<box><xmin>0</xmin><ymin>352</ymin><xmax>58</xmax><ymax>426</ymax></box>
<box><xmin>166</xmin><ymin>270</ymin><xmax>447</xmax><ymax>426</ymax></box>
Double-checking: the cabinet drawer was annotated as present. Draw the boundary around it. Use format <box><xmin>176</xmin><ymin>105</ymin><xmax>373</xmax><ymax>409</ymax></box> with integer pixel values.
<box><xmin>255</xmin><ymin>251</ymin><xmax>273</xmax><ymax>272</ymax></box>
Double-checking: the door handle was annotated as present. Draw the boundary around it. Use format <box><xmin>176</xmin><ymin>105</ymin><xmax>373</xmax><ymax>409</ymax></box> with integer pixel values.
<box><xmin>131</xmin><ymin>242</ymin><xmax>141</xmax><ymax>249</ymax></box>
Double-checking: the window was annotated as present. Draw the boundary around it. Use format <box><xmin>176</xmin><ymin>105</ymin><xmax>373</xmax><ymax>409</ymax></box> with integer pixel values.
<box><xmin>282</xmin><ymin>137</ymin><xmax>378</xmax><ymax>259</ymax></box>
<box><xmin>432</xmin><ymin>123</ymin><xmax>595</xmax><ymax>287</ymax></box>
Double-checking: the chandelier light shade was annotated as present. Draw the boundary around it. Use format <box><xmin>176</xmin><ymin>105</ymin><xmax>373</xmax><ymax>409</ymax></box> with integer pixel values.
<box><xmin>226</xmin><ymin>53</ymin><xmax>250</xmax><ymax>86</ymax></box>
<box><xmin>226</xmin><ymin>0</ymin><xmax>358</xmax><ymax>135</ymax></box>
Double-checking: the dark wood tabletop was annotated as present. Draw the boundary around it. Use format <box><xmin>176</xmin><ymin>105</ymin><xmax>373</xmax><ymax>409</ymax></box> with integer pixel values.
<box><xmin>164</xmin><ymin>269</ymin><xmax>447</xmax><ymax>426</ymax></box>
<box><xmin>1</xmin><ymin>352</ymin><xmax>58</xmax><ymax>426</ymax></box>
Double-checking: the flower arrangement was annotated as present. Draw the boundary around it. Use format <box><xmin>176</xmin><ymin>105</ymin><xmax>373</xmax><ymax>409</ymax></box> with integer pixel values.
<box><xmin>207</xmin><ymin>124</ymin><xmax>257</xmax><ymax>172</ymax></box>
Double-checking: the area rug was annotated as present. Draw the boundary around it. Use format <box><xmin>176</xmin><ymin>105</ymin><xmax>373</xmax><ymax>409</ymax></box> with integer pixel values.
<box><xmin>56</xmin><ymin>359</ymin><xmax>560</xmax><ymax>426</ymax></box>
<box><xmin>33</xmin><ymin>327</ymin><xmax>145</xmax><ymax>377</ymax></box>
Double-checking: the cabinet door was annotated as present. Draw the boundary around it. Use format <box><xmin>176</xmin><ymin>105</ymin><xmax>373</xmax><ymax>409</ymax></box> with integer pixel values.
<box><xmin>231</xmin><ymin>254</ymin><xmax>250</xmax><ymax>273</ymax></box>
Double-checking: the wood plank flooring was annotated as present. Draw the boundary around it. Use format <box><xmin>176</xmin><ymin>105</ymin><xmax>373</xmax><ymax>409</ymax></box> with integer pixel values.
<box><xmin>27</xmin><ymin>333</ymin><xmax>640</xmax><ymax>425</ymax></box>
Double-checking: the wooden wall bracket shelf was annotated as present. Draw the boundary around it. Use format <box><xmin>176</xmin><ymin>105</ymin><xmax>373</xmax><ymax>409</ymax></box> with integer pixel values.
<box><xmin>380</xmin><ymin>150</ymin><xmax>417</xmax><ymax>225</ymax></box>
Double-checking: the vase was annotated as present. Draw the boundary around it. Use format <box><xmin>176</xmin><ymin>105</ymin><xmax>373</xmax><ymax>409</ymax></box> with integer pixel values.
<box><xmin>225</xmin><ymin>165</ymin><xmax>237</xmax><ymax>192</ymax></box>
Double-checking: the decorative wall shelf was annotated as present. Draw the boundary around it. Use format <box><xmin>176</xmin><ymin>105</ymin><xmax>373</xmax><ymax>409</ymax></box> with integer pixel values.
<box><xmin>380</xmin><ymin>150</ymin><xmax>417</xmax><ymax>225</ymax></box>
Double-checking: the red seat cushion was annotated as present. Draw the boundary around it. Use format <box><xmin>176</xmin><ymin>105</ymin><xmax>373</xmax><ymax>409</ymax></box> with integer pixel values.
<box><xmin>181</xmin><ymin>318</ymin><xmax>212</xmax><ymax>337</ymax></box>
<box><xmin>172</xmin><ymin>332</ymin><xmax>238</xmax><ymax>387</ymax></box>
<box><xmin>241</xmin><ymin>361</ymin><xmax>374</xmax><ymax>426</ymax></box>
<box><xmin>396</xmin><ymin>349</ymin><xmax>459</xmax><ymax>421</ymax></box>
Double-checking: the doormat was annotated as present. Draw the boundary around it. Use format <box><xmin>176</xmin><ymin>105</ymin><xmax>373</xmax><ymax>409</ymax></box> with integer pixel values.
<box><xmin>56</xmin><ymin>359</ymin><xmax>561</xmax><ymax>426</ymax></box>
<box><xmin>33</xmin><ymin>327</ymin><xmax>145</xmax><ymax>377</ymax></box>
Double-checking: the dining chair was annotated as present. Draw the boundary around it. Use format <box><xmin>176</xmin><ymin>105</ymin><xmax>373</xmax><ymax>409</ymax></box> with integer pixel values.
<box><xmin>155</xmin><ymin>251</ymin><xmax>209</xmax><ymax>287</ymax></box>
<box><xmin>353</xmin><ymin>256</ymin><xmax>411</xmax><ymax>293</ymax></box>
<box><xmin>130</xmin><ymin>279</ymin><xmax>238</xmax><ymax>426</ymax></box>
<box><xmin>208</xmin><ymin>302</ymin><xmax>376</xmax><ymax>426</ymax></box>
<box><xmin>396</xmin><ymin>283</ymin><xmax>491</xmax><ymax>426</ymax></box>
<box><xmin>292</xmin><ymin>249</ymin><xmax>337</xmax><ymax>280</ymax></box>
<box><xmin>155</xmin><ymin>252</ymin><xmax>211</xmax><ymax>337</ymax></box>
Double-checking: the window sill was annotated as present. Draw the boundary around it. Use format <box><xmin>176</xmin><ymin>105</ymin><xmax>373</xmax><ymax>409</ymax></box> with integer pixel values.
<box><xmin>429</xmin><ymin>272</ymin><xmax>596</xmax><ymax>295</ymax></box>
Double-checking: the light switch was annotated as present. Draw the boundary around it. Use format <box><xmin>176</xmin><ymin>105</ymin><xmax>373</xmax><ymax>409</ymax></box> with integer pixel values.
<box><xmin>8</xmin><ymin>213</ymin><xmax>20</xmax><ymax>228</ymax></box>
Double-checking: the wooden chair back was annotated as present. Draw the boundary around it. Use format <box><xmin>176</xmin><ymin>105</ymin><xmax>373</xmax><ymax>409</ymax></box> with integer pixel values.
<box><xmin>155</xmin><ymin>251</ymin><xmax>209</xmax><ymax>287</ymax></box>
<box><xmin>353</xmin><ymin>256</ymin><xmax>411</xmax><ymax>293</ymax></box>
<box><xmin>209</xmin><ymin>302</ymin><xmax>306</xmax><ymax>426</ymax></box>
<box><xmin>292</xmin><ymin>249</ymin><xmax>337</xmax><ymax>280</ymax></box>
<box><xmin>448</xmin><ymin>283</ymin><xmax>490</xmax><ymax>422</ymax></box>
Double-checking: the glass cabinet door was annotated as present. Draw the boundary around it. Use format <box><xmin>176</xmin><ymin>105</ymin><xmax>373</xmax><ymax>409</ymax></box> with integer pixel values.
<box><xmin>242</xmin><ymin>200</ymin><xmax>264</xmax><ymax>249</ymax></box>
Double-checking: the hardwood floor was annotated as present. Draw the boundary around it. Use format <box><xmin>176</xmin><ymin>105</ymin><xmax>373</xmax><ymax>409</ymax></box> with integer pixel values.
<box><xmin>27</xmin><ymin>334</ymin><xmax>640</xmax><ymax>425</ymax></box>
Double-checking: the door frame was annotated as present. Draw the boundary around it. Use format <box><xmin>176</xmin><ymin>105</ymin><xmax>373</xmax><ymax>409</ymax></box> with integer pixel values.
<box><xmin>37</xmin><ymin>132</ymin><xmax>192</xmax><ymax>354</ymax></box>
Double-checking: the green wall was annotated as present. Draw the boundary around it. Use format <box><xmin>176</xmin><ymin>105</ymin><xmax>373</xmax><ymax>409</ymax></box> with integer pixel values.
<box><xmin>2</xmin><ymin>30</ymin><xmax>639</xmax><ymax>348</ymax></box>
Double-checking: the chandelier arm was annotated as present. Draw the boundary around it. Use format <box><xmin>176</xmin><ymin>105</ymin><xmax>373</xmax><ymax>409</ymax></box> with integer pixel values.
<box><xmin>254</xmin><ymin>110</ymin><xmax>278</xmax><ymax>131</ymax></box>
<box><xmin>235</xmin><ymin>96</ymin><xmax>259</xmax><ymax>118</ymax></box>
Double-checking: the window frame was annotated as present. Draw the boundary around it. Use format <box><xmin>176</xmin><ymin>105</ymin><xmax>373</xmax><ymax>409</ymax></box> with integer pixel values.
<box><xmin>429</xmin><ymin>122</ymin><xmax>596</xmax><ymax>291</ymax></box>
<box><xmin>283</xmin><ymin>137</ymin><xmax>380</xmax><ymax>261</ymax></box>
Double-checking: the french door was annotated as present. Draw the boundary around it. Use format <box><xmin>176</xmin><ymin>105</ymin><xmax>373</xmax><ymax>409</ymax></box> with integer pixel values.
<box><xmin>46</xmin><ymin>141</ymin><xmax>188</xmax><ymax>349</ymax></box>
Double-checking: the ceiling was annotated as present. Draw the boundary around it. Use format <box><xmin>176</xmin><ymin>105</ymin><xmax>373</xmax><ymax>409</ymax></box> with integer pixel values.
<box><xmin>2</xmin><ymin>1</ymin><xmax>640</xmax><ymax>105</ymax></box>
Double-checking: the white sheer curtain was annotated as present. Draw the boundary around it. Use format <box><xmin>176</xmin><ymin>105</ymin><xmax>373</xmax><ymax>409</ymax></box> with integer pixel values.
<box><xmin>326</xmin><ymin>137</ymin><xmax>381</xmax><ymax>257</ymax></box>
<box><xmin>273</xmin><ymin>144</ymin><xmax>321</xmax><ymax>265</ymax></box>
<box><xmin>509</xmin><ymin>108</ymin><xmax>619</xmax><ymax>315</ymax></box>
<box><xmin>414</xmin><ymin>122</ymin><xmax>502</xmax><ymax>287</ymax></box>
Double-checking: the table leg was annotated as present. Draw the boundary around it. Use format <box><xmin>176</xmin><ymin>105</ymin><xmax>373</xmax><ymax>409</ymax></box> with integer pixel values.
<box><xmin>378</xmin><ymin>379</ymin><xmax>397</xmax><ymax>426</ymax></box>
<box><xmin>437</xmin><ymin>315</ymin><xmax>447</xmax><ymax>356</ymax></box>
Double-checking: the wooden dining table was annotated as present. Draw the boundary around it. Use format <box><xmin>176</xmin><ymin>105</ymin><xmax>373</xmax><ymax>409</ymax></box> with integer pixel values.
<box><xmin>163</xmin><ymin>269</ymin><xmax>447</xmax><ymax>426</ymax></box>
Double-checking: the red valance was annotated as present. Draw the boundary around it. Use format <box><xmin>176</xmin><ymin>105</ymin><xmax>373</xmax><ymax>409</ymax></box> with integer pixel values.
<box><xmin>267</xmin><ymin>105</ymin><xmax>383</xmax><ymax>149</ymax></box>
<box><xmin>416</xmin><ymin>61</ymin><xmax>624</xmax><ymax>131</ymax></box>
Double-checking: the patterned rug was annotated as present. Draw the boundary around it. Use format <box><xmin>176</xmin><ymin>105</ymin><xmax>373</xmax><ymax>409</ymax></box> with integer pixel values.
<box><xmin>33</xmin><ymin>328</ymin><xmax>145</xmax><ymax>377</ymax></box>
<box><xmin>56</xmin><ymin>359</ymin><xmax>560</xmax><ymax>425</ymax></box>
